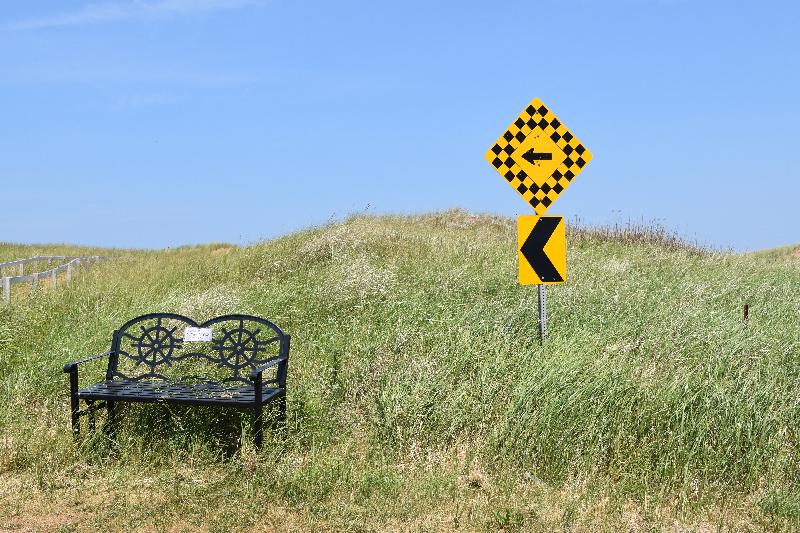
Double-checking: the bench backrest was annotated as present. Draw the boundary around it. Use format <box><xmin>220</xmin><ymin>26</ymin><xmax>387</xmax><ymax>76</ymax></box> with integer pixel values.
<box><xmin>107</xmin><ymin>313</ymin><xmax>289</xmax><ymax>386</ymax></box>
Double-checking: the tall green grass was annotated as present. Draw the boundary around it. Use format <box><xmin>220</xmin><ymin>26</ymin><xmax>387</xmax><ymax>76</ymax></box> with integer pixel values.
<box><xmin>0</xmin><ymin>210</ymin><xmax>798</xmax><ymax>531</ymax></box>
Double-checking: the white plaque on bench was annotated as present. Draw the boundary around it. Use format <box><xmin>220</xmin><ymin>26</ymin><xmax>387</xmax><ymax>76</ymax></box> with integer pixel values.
<box><xmin>184</xmin><ymin>327</ymin><xmax>212</xmax><ymax>342</ymax></box>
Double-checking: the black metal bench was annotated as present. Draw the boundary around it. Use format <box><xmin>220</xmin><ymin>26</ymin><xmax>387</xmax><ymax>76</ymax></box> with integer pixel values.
<box><xmin>63</xmin><ymin>313</ymin><xmax>290</xmax><ymax>448</ymax></box>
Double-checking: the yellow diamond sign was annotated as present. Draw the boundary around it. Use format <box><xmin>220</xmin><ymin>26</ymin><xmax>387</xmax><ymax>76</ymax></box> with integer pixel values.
<box><xmin>485</xmin><ymin>98</ymin><xmax>592</xmax><ymax>214</ymax></box>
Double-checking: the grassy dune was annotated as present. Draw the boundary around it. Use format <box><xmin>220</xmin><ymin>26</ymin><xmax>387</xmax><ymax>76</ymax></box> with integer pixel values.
<box><xmin>0</xmin><ymin>210</ymin><xmax>798</xmax><ymax>531</ymax></box>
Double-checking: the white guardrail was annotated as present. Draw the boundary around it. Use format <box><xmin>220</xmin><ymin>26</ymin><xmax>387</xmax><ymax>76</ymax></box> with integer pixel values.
<box><xmin>0</xmin><ymin>255</ymin><xmax>105</xmax><ymax>304</ymax></box>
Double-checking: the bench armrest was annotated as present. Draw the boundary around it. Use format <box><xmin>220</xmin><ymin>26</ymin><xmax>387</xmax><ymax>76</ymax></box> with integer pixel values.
<box><xmin>63</xmin><ymin>351</ymin><xmax>114</xmax><ymax>373</ymax></box>
<box><xmin>249</xmin><ymin>355</ymin><xmax>288</xmax><ymax>382</ymax></box>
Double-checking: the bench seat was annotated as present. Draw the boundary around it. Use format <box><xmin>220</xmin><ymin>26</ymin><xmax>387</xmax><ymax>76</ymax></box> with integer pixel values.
<box><xmin>79</xmin><ymin>380</ymin><xmax>283</xmax><ymax>407</ymax></box>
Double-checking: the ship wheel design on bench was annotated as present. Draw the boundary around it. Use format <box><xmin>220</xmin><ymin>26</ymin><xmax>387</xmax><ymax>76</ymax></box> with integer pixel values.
<box><xmin>212</xmin><ymin>320</ymin><xmax>272</xmax><ymax>378</ymax></box>
<box><xmin>127</xmin><ymin>318</ymin><xmax>182</xmax><ymax>369</ymax></box>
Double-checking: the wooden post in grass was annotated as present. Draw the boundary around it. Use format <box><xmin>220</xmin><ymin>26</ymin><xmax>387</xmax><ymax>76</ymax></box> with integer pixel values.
<box><xmin>2</xmin><ymin>277</ymin><xmax>9</xmax><ymax>304</ymax></box>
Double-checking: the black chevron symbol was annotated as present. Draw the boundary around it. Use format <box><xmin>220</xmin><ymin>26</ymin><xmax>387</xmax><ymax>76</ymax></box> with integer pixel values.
<box><xmin>521</xmin><ymin>147</ymin><xmax>553</xmax><ymax>164</ymax></box>
<box><xmin>520</xmin><ymin>217</ymin><xmax>563</xmax><ymax>283</ymax></box>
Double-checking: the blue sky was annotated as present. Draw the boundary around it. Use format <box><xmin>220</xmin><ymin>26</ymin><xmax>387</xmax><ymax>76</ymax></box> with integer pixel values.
<box><xmin>1</xmin><ymin>0</ymin><xmax>798</xmax><ymax>250</ymax></box>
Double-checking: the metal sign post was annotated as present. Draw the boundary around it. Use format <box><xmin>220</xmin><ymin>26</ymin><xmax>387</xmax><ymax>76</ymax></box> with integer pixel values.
<box><xmin>538</xmin><ymin>284</ymin><xmax>547</xmax><ymax>344</ymax></box>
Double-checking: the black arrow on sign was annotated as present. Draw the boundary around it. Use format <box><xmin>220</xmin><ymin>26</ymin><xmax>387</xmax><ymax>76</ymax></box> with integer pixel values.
<box><xmin>520</xmin><ymin>217</ymin><xmax>563</xmax><ymax>283</ymax></box>
<box><xmin>521</xmin><ymin>147</ymin><xmax>553</xmax><ymax>164</ymax></box>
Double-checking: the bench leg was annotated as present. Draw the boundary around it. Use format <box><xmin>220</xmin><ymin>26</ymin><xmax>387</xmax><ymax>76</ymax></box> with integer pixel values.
<box><xmin>70</xmin><ymin>401</ymin><xmax>80</xmax><ymax>439</ymax></box>
<box><xmin>253</xmin><ymin>403</ymin><xmax>263</xmax><ymax>450</ymax></box>
<box><xmin>69</xmin><ymin>371</ymin><xmax>80</xmax><ymax>440</ymax></box>
<box><xmin>87</xmin><ymin>400</ymin><xmax>96</xmax><ymax>432</ymax></box>
<box><xmin>277</xmin><ymin>395</ymin><xmax>287</xmax><ymax>431</ymax></box>
<box><xmin>105</xmin><ymin>401</ymin><xmax>116</xmax><ymax>441</ymax></box>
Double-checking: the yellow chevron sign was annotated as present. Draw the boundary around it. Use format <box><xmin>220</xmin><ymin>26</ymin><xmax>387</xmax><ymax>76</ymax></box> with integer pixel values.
<box><xmin>518</xmin><ymin>215</ymin><xmax>566</xmax><ymax>285</ymax></box>
<box><xmin>486</xmin><ymin>98</ymin><xmax>592</xmax><ymax>214</ymax></box>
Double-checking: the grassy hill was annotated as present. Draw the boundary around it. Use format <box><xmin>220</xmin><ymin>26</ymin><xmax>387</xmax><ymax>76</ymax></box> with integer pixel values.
<box><xmin>750</xmin><ymin>243</ymin><xmax>800</xmax><ymax>260</ymax></box>
<box><xmin>0</xmin><ymin>211</ymin><xmax>798</xmax><ymax>532</ymax></box>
